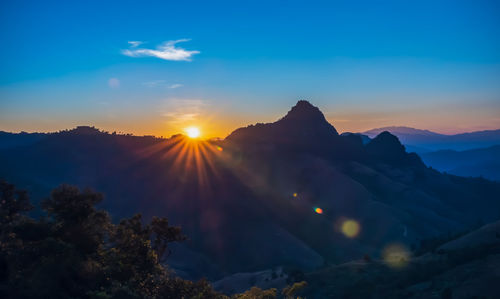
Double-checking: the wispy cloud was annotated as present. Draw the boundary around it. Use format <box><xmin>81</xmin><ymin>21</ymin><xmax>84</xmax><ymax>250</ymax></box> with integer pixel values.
<box><xmin>162</xmin><ymin>98</ymin><xmax>207</xmax><ymax>124</ymax></box>
<box><xmin>142</xmin><ymin>80</ymin><xmax>184</xmax><ymax>89</ymax></box>
<box><xmin>168</xmin><ymin>83</ymin><xmax>183</xmax><ymax>89</ymax></box>
<box><xmin>128</xmin><ymin>41</ymin><xmax>143</xmax><ymax>48</ymax></box>
<box><xmin>122</xmin><ymin>39</ymin><xmax>200</xmax><ymax>61</ymax></box>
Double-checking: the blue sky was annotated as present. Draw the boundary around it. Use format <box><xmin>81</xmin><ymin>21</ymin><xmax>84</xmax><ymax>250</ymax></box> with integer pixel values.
<box><xmin>1</xmin><ymin>0</ymin><xmax>499</xmax><ymax>137</ymax></box>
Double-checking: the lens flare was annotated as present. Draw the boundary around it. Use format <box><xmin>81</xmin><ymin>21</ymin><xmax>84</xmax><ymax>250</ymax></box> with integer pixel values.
<box><xmin>382</xmin><ymin>243</ymin><xmax>410</xmax><ymax>269</ymax></box>
<box><xmin>293</xmin><ymin>192</ymin><xmax>298</xmax><ymax>198</ymax></box>
<box><xmin>341</xmin><ymin>219</ymin><xmax>361</xmax><ymax>238</ymax></box>
<box><xmin>216</xmin><ymin>146</ymin><xmax>223</xmax><ymax>151</ymax></box>
<box><xmin>314</xmin><ymin>207</ymin><xmax>323</xmax><ymax>214</ymax></box>
<box><xmin>185</xmin><ymin>127</ymin><xmax>200</xmax><ymax>138</ymax></box>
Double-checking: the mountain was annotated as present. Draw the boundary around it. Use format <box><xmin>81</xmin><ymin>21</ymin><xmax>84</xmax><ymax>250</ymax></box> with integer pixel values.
<box><xmin>341</xmin><ymin>132</ymin><xmax>371</xmax><ymax>144</ymax></box>
<box><xmin>226</xmin><ymin>100</ymin><xmax>346</xmax><ymax>156</ymax></box>
<box><xmin>297</xmin><ymin>220</ymin><xmax>500</xmax><ymax>298</ymax></box>
<box><xmin>0</xmin><ymin>131</ymin><xmax>46</xmax><ymax>149</ymax></box>
<box><xmin>364</xmin><ymin>126</ymin><xmax>443</xmax><ymax>138</ymax></box>
<box><xmin>362</xmin><ymin>126</ymin><xmax>500</xmax><ymax>152</ymax></box>
<box><xmin>215</xmin><ymin>219</ymin><xmax>500</xmax><ymax>296</ymax></box>
<box><xmin>420</xmin><ymin>145</ymin><xmax>500</xmax><ymax>181</ymax></box>
<box><xmin>1</xmin><ymin>101</ymin><xmax>500</xmax><ymax>282</ymax></box>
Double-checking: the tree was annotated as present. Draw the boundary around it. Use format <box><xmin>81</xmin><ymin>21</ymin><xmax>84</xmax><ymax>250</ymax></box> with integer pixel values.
<box><xmin>232</xmin><ymin>287</ymin><xmax>277</xmax><ymax>299</ymax></box>
<box><xmin>282</xmin><ymin>281</ymin><xmax>307</xmax><ymax>299</ymax></box>
<box><xmin>0</xmin><ymin>183</ymin><xmax>213</xmax><ymax>298</ymax></box>
<box><xmin>1</xmin><ymin>182</ymin><xmax>289</xmax><ymax>299</ymax></box>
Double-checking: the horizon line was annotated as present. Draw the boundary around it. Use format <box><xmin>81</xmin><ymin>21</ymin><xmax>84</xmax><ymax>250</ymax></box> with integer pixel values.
<box><xmin>2</xmin><ymin>124</ymin><xmax>500</xmax><ymax>139</ymax></box>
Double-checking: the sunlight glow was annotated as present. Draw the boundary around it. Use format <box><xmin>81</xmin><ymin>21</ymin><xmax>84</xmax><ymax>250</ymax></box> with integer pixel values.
<box><xmin>186</xmin><ymin>127</ymin><xmax>200</xmax><ymax>138</ymax></box>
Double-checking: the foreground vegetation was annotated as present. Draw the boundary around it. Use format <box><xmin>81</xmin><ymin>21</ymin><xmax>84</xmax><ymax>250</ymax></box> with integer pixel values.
<box><xmin>0</xmin><ymin>181</ymin><xmax>305</xmax><ymax>299</ymax></box>
<box><xmin>2</xmin><ymin>179</ymin><xmax>498</xmax><ymax>298</ymax></box>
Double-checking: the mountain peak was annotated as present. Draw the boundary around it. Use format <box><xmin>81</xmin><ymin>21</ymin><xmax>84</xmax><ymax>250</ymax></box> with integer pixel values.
<box><xmin>281</xmin><ymin>100</ymin><xmax>327</xmax><ymax>122</ymax></box>
<box><xmin>66</xmin><ymin>126</ymin><xmax>103</xmax><ymax>135</ymax></box>
<box><xmin>225</xmin><ymin>100</ymin><xmax>339</xmax><ymax>146</ymax></box>
<box><xmin>293</xmin><ymin>100</ymin><xmax>316</xmax><ymax>110</ymax></box>
<box><xmin>366</xmin><ymin>131</ymin><xmax>410</xmax><ymax>163</ymax></box>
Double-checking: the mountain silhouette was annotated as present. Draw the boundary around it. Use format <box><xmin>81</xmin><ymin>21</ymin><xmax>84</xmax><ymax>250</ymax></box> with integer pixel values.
<box><xmin>278</xmin><ymin>100</ymin><xmax>338</xmax><ymax>134</ymax></box>
<box><xmin>1</xmin><ymin>101</ymin><xmax>500</xmax><ymax>281</ymax></box>
<box><xmin>366</xmin><ymin>131</ymin><xmax>406</xmax><ymax>159</ymax></box>
<box><xmin>365</xmin><ymin>131</ymin><xmax>424</xmax><ymax>167</ymax></box>
<box><xmin>226</xmin><ymin>101</ymin><xmax>342</xmax><ymax>151</ymax></box>
<box><xmin>363</xmin><ymin>126</ymin><xmax>500</xmax><ymax>152</ymax></box>
<box><xmin>226</xmin><ymin>101</ymin><xmax>366</xmax><ymax>159</ymax></box>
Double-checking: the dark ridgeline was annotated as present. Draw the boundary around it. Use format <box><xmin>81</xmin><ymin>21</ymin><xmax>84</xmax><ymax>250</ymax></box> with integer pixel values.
<box><xmin>365</xmin><ymin>131</ymin><xmax>424</xmax><ymax>167</ymax></box>
<box><xmin>227</xmin><ymin>100</ymin><xmax>339</xmax><ymax>144</ymax></box>
<box><xmin>1</xmin><ymin>101</ymin><xmax>500</xmax><ymax>297</ymax></box>
<box><xmin>226</xmin><ymin>100</ymin><xmax>364</xmax><ymax>159</ymax></box>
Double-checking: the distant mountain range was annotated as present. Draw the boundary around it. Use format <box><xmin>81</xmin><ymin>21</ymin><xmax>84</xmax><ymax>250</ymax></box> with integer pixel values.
<box><xmin>362</xmin><ymin>126</ymin><xmax>500</xmax><ymax>152</ymax></box>
<box><xmin>1</xmin><ymin>101</ymin><xmax>499</xmax><ymax>282</ymax></box>
<box><xmin>357</xmin><ymin>126</ymin><xmax>500</xmax><ymax>180</ymax></box>
<box><xmin>419</xmin><ymin>145</ymin><xmax>500</xmax><ymax>181</ymax></box>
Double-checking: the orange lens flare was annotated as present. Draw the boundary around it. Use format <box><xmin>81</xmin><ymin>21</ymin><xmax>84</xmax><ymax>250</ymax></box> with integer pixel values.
<box><xmin>314</xmin><ymin>207</ymin><xmax>323</xmax><ymax>214</ymax></box>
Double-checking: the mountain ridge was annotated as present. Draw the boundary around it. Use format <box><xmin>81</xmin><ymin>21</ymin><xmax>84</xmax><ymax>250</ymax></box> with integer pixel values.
<box><xmin>1</xmin><ymin>101</ymin><xmax>499</xmax><ymax>280</ymax></box>
<box><xmin>361</xmin><ymin>126</ymin><xmax>500</xmax><ymax>152</ymax></box>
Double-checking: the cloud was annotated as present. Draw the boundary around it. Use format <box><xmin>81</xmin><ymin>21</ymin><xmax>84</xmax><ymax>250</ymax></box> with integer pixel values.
<box><xmin>108</xmin><ymin>78</ymin><xmax>120</xmax><ymax>88</ymax></box>
<box><xmin>168</xmin><ymin>83</ymin><xmax>183</xmax><ymax>89</ymax></box>
<box><xmin>122</xmin><ymin>39</ymin><xmax>200</xmax><ymax>61</ymax></box>
<box><xmin>128</xmin><ymin>41</ymin><xmax>143</xmax><ymax>48</ymax></box>
<box><xmin>162</xmin><ymin>98</ymin><xmax>207</xmax><ymax>124</ymax></box>
<box><xmin>142</xmin><ymin>81</ymin><xmax>183</xmax><ymax>89</ymax></box>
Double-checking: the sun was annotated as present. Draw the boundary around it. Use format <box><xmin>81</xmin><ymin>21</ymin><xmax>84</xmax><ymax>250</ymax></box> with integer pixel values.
<box><xmin>185</xmin><ymin>127</ymin><xmax>200</xmax><ymax>138</ymax></box>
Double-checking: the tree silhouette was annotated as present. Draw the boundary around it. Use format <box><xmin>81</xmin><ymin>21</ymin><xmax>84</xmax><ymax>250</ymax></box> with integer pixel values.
<box><xmin>0</xmin><ymin>181</ymin><xmax>293</xmax><ymax>299</ymax></box>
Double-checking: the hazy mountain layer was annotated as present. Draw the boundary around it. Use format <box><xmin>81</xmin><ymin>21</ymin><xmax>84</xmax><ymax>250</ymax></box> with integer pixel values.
<box><xmin>419</xmin><ymin>145</ymin><xmax>500</xmax><ymax>181</ymax></box>
<box><xmin>362</xmin><ymin>126</ymin><xmax>500</xmax><ymax>152</ymax></box>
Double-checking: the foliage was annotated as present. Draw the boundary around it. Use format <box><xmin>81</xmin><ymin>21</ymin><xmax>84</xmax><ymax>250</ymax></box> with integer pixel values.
<box><xmin>231</xmin><ymin>287</ymin><xmax>277</xmax><ymax>299</ymax></box>
<box><xmin>0</xmin><ymin>182</ymin><xmax>222</xmax><ymax>298</ymax></box>
<box><xmin>0</xmin><ymin>181</ymin><xmax>300</xmax><ymax>299</ymax></box>
<box><xmin>281</xmin><ymin>281</ymin><xmax>307</xmax><ymax>298</ymax></box>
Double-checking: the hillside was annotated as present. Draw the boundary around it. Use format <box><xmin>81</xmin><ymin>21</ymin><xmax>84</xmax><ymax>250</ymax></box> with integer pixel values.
<box><xmin>299</xmin><ymin>220</ymin><xmax>500</xmax><ymax>298</ymax></box>
<box><xmin>1</xmin><ymin>101</ymin><xmax>500</xmax><ymax>281</ymax></box>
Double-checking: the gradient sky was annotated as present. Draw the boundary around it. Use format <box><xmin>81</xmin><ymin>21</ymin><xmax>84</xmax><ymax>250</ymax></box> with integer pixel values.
<box><xmin>1</xmin><ymin>0</ymin><xmax>499</xmax><ymax>138</ymax></box>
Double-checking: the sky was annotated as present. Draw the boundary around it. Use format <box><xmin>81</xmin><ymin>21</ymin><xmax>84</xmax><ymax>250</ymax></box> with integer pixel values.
<box><xmin>1</xmin><ymin>0</ymin><xmax>499</xmax><ymax>138</ymax></box>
